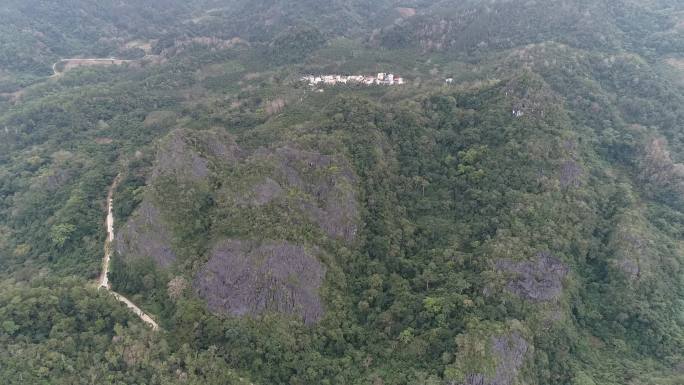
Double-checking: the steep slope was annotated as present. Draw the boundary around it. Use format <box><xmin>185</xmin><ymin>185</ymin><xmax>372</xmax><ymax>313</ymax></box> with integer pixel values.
<box><xmin>111</xmin><ymin>126</ymin><xmax>359</xmax><ymax>324</ymax></box>
<box><xmin>105</xmin><ymin>66</ymin><xmax>682</xmax><ymax>384</ymax></box>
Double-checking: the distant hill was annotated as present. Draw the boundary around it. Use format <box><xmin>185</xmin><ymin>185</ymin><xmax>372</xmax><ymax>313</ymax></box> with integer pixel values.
<box><xmin>375</xmin><ymin>0</ymin><xmax>684</xmax><ymax>57</ymax></box>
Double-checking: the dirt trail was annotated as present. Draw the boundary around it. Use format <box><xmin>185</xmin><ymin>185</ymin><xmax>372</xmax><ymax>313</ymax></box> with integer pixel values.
<box><xmin>52</xmin><ymin>58</ymin><xmax>136</xmax><ymax>77</ymax></box>
<box><xmin>99</xmin><ymin>175</ymin><xmax>160</xmax><ymax>331</ymax></box>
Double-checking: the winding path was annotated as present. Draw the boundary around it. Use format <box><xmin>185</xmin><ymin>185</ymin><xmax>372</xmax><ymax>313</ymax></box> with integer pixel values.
<box><xmin>99</xmin><ymin>175</ymin><xmax>160</xmax><ymax>331</ymax></box>
<box><xmin>52</xmin><ymin>58</ymin><xmax>136</xmax><ymax>77</ymax></box>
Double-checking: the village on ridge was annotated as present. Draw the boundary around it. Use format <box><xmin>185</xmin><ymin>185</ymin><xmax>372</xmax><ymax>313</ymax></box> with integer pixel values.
<box><xmin>301</xmin><ymin>72</ymin><xmax>405</xmax><ymax>86</ymax></box>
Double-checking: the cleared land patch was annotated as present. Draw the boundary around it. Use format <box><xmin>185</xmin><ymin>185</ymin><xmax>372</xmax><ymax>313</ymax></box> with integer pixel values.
<box><xmin>396</xmin><ymin>7</ymin><xmax>416</xmax><ymax>18</ymax></box>
<box><xmin>664</xmin><ymin>58</ymin><xmax>684</xmax><ymax>84</ymax></box>
<box><xmin>53</xmin><ymin>58</ymin><xmax>135</xmax><ymax>75</ymax></box>
<box><xmin>666</xmin><ymin>58</ymin><xmax>684</xmax><ymax>71</ymax></box>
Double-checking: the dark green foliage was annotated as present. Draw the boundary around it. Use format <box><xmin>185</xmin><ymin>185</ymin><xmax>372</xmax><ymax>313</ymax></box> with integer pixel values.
<box><xmin>0</xmin><ymin>278</ymin><xmax>248</xmax><ymax>384</ymax></box>
<box><xmin>270</xmin><ymin>27</ymin><xmax>326</xmax><ymax>65</ymax></box>
<box><xmin>1</xmin><ymin>1</ymin><xmax>684</xmax><ymax>384</ymax></box>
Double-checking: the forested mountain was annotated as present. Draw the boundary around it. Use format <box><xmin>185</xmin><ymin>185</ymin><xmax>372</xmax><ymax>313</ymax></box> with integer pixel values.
<box><xmin>1</xmin><ymin>1</ymin><xmax>683</xmax><ymax>384</ymax></box>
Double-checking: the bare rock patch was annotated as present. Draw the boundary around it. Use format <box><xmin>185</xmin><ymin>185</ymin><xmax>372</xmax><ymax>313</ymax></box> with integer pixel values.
<box><xmin>43</xmin><ymin>168</ymin><xmax>72</xmax><ymax>191</ymax></box>
<box><xmin>272</xmin><ymin>146</ymin><xmax>359</xmax><ymax>242</ymax></box>
<box><xmin>560</xmin><ymin>159</ymin><xmax>582</xmax><ymax>189</ymax></box>
<box><xmin>453</xmin><ymin>328</ymin><xmax>530</xmax><ymax>385</ymax></box>
<box><xmin>496</xmin><ymin>252</ymin><xmax>569</xmax><ymax>302</ymax></box>
<box><xmin>488</xmin><ymin>333</ymin><xmax>529</xmax><ymax>385</ymax></box>
<box><xmin>396</xmin><ymin>7</ymin><xmax>417</xmax><ymax>18</ymax></box>
<box><xmin>152</xmin><ymin>131</ymin><xmax>209</xmax><ymax>181</ymax></box>
<box><xmin>195</xmin><ymin>239</ymin><xmax>326</xmax><ymax>324</ymax></box>
<box><xmin>251</xmin><ymin>177</ymin><xmax>284</xmax><ymax>206</ymax></box>
<box><xmin>115</xmin><ymin>199</ymin><xmax>177</xmax><ymax>267</ymax></box>
<box><xmin>152</xmin><ymin>130</ymin><xmax>244</xmax><ymax>183</ymax></box>
<box><xmin>463</xmin><ymin>334</ymin><xmax>529</xmax><ymax>385</ymax></box>
<box><xmin>234</xmin><ymin>145</ymin><xmax>360</xmax><ymax>242</ymax></box>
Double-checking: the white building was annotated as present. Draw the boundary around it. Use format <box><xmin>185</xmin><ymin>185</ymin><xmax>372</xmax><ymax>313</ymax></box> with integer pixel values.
<box><xmin>302</xmin><ymin>73</ymin><xmax>405</xmax><ymax>87</ymax></box>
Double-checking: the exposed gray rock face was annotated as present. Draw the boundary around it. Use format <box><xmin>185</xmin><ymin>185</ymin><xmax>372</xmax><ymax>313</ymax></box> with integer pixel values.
<box><xmin>273</xmin><ymin>147</ymin><xmax>359</xmax><ymax>242</ymax></box>
<box><xmin>115</xmin><ymin>200</ymin><xmax>177</xmax><ymax>267</ymax></box>
<box><xmin>117</xmin><ymin>130</ymin><xmax>245</xmax><ymax>268</ymax></box>
<box><xmin>465</xmin><ymin>374</ymin><xmax>486</xmax><ymax>385</ymax></box>
<box><xmin>195</xmin><ymin>240</ymin><xmax>326</xmax><ymax>324</ymax></box>
<box><xmin>463</xmin><ymin>333</ymin><xmax>529</xmax><ymax>385</ymax></box>
<box><xmin>152</xmin><ymin>130</ymin><xmax>248</xmax><ymax>198</ymax></box>
<box><xmin>152</xmin><ymin>131</ymin><xmax>209</xmax><ymax>181</ymax></box>
<box><xmin>496</xmin><ymin>252</ymin><xmax>569</xmax><ymax>302</ymax></box>
<box><xmin>149</xmin><ymin>131</ymin><xmax>359</xmax><ymax>243</ymax></box>
<box><xmin>559</xmin><ymin>140</ymin><xmax>583</xmax><ymax>189</ymax></box>
<box><xmin>488</xmin><ymin>333</ymin><xmax>529</xmax><ymax>385</ymax></box>
<box><xmin>237</xmin><ymin>146</ymin><xmax>360</xmax><ymax>242</ymax></box>
<box><xmin>251</xmin><ymin>177</ymin><xmax>284</xmax><ymax>206</ymax></box>
<box><xmin>617</xmin><ymin>258</ymin><xmax>640</xmax><ymax>280</ymax></box>
<box><xmin>560</xmin><ymin>159</ymin><xmax>582</xmax><ymax>189</ymax></box>
<box><xmin>196</xmin><ymin>130</ymin><xmax>245</xmax><ymax>165</ymax></box>
<box><xmin>611</xmin><ymin>232</ymin><xmax>647</xmax><ymax>281</ymax></box>
<box><xmin>44</xmin><ymin>168</ymin><xmax>72</xmax><ymax>191</ymax></box>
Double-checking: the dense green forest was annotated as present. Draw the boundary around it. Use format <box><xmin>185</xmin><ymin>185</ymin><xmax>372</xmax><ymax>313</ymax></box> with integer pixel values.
<box><xmin>1</xmin><ymin>1</ymin><xmax>684</xmax><ymax>384</ymax></box>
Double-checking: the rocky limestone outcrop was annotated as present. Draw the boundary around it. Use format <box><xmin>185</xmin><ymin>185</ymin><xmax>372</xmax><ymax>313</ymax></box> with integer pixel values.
<box><xmin>152</xmin><ymin>130</ymin><xmax>209</xmax><ymax>181</ymax></box>
<box><xmin>43</xmin><ymin>168</ymin><xmax>72</xmax><ymax>191</ymax></box>
<box><xmin>115</xmin><ymin>199</ymin><xmax>177</xmax><ymax>267</ymax></box>
<box><xmin>195</xmin><ymin>239</ymin><xmax>326</xmax><ymax>324</ymax></box>
<box><xmin>237</xmin><ymin>145</ymin><xmax>360</xmax><ymax>243</ymax></box>
<box><xmin>450</xmin><ymin>325</ymin><xmax>531</xmax><ymax>385</ymax></box>
<box><xmin>250</xmin><ymin>177</ymin><xmax>284</xmax><ymax>206</ymax></box>
<box><xmin>607</xmin><ymin>213</ymin><xmax>658</xmax><ymax>282</ymax></box>
<box><xmin>151</xmin><ymin>129</ymin><xmax>243</xmax><ymax>182</ymax></box>
<box><xmin>488</xmin><ymin>333</ymin><xmax>529</xmax><ymax>385</ymax></box>
<box><xmin>465</xmin><ymin>333</ymin><xmax>529</xmax><ymax>385</ymax></box>
<box><xmin>272</xmin><ymin>146</ymin><xmax>359</xmax><ymax>242</ymax></box>
<box><xmin>496</xmin><ymin>252</ymin><xmax>569</xmax><ymax>302</ymax></box>
<box><xmin>560</xmin><ymin>159</ymin><xmax>583</xmax><ymax>189</ymax></box>
<box><xmin>116</xmin><ymin>131</ymin><xmax>352</xmax><ymax>325</ymax></box>
<box><xmin>117</xmin><ymin>130</ymin><xmax>242</xmax><ymax>267</ymax></box>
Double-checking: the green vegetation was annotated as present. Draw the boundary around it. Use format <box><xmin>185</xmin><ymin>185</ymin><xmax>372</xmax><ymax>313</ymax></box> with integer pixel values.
<box><xmin>1</xmin><ymin>1</ymin><xmax>683</xmax><ymax>384</ymax></box>
<box><xmin>0</xmin><ymin>278</ymin><xmax>249</xmax><ymax>384</ymax></box>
